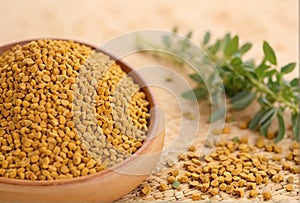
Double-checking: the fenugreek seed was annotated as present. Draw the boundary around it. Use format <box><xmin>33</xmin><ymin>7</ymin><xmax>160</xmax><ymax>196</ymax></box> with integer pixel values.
<box><xmin>217</xmin><ymin>176</ymin><xmax>225</xmax><ymax>183</ymax></box>
<box><xmin>292</xmin><ymin>141</ymin><xmax>299</xmax><ymax>149</ymax></box>
<box><xmin>167</xmin><ymin>176</ymin><xmax>175</xmax><ymax>184</ymax></box>
<box><xmin>238</xmin><ymin>179</ymin><xmax>245</xmax><ymax>187</ymax></box>
<box><xmin>239</xmin><ymin>137</ymin><xmax>248</xmax><ymax>144</ymax></box>
<box><xmin>249</xmin><ymin>189</ymin><xmax>258</xmax><ymax>198</ymax></box>
<box><xmin>189</xmin><ymin>180</ymin><xmax>199</xmax><ymax>187</ymax></box>
<box><xmin>219</xmin><ymin>183</ymin><xmax>227</xmax><ymax>191</ymax></box>
<box><xmin>222</xmin><ymin>127</ymin><xmax>230</xmax><ymax>134</ymax></box>
<box><xmin>262</xmin><ymin>177</ymin><xmax>269</xmax><ymax>184</ymax></box>
<box><xmin>268</xmin><ymin>168</ymin><xmax>277</xmax><ymax>176</ymax></box>
<box><xmin>272</xmin><ymin>155</ymin><xmax>281</xmax><ymax>161</ymax></box>
<box><xmin>60</xmin><ymin>165</ymin><xmax>70</xmax><ymax>174</ymax></box>
<box><xmin>287</xmin><ymin>176</ymin><xmax>294</xmax><ymax>183</ymax></box>
<box><xmin>23</xmin><ymin>58</ymin><xmax>35</xmax><ymax>65</ymax></box>
<box><xmin>178</xmin><ymin>175</ymin><xmax>189</xmax><ymax>183</ymax></box>
<box><xmin>286</xmin><ymin>184</ymin><xmax>293</xmax><ymax>191</ymax></box>
<box><xmin>234</xmin><ymin>188</ymin><xmax>244</xmax><ymax>197</ymax></box>
<box><xmin>226</xmin><ymin>185</ymin><xmax>234</xmax><ymax>194</ymax></box>
<box><xmin>262</xmin><ymin>191</ymin><xmax>272</xmax><ymax>200</ymax></box>
<box><xmin>81</xmin><ymin>168</ymin><xmax>89</xmax><ymax>176</ymax></box>
<box><xmin>188</xmin><ymin>145</ymin><xmax>196</xmax><ymax>152</ymax></box>
<box><xmin>231</xmin><ymin>169</ymin><xmax>241</xmax><ymax>176</ymax></box>
<box><xmin>166</xmin><ymin>159</ymin><xmax>175</xmax><ymax>167</ymax></box>
<box><xmin>9</xmin><ymin>169</ymin><xmax>17</xmax><ymax>178</ymax></box>
<box><xmin>41</xmin><ymin>157</ymin><xmax>50</xmax><ymax>169</ymax></box>
<box><xmin>238</xmin><ymin>121</ymin><xmax>248</xmax><ymax>129</ymax></box>
<box><xmin>255</xmin><ymin>139</ymin><xmax>265</xmax><ymax>148</ymax></box>
<box><xmin>211</xmin><ymin>179</ymin><xmax>219</xmax><ymax>187</ymax></box>
<box><xmin>290</xmin><ymin>166</ymin><xmax>299</xmax><ymax>174</ymax></box>
<box><xmin>211</xmin><ymin>173</ymin><xmax>218</xmax><ymax>179</ymax></box>
<box><xmin>247</xmin><ymin>182</ymin><xmax>256</xmax><ymax>190</ymax></box>
<box><xmin>209</xmin><ymin>188</ymin><xmax>219</xmax><ymax>196</ymax></box>
<box><xmin>200</xmin><ymin>183</ymin><xmax>210</xmax><ymax>192</ymax></box>
<box><xmin>59</xmin><ymin>116</ymin><xmax>66</xmax><ymax>125</ymax></box>
<box><xmin>86</xmin><ymin>159</ymin><xmax>96</xmax><ymax>169</ymax></box>
<box><xmin>158</xmin><ymin>183</ymin><xmax>168</xmax><ymax>191</ymax></box>
<box><xmin>30</xmin><ymin>164</ymin><xmax>39</xmax><ymax>172</ymax></box>
<box><xmin>191</xmin><ymin>191</ymin><xmax>201</xmax><ymax>201</ymax></box>
<box><xmin>169</xmin><ymin>169</ymin><xmax>179</xmax><ymax>177</ymax></box>
<box><xmin>273</xmin><ymin>145</ymin><xmax>282</xmax><ymax>153</ymax></box>
<box><xmin>256</xmin><ymin>174</ymin><xmax>263</xmax><ymax>184</ymax></box>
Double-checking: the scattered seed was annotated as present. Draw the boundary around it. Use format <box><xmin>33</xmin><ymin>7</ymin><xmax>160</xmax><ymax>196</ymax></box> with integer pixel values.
<box><xmin>285</xmin><ymin>184</ymin><xmax>293</xmax><ymax>191</ymax></box>
<box><xmin>166</xmin><ymin>159</ymin><xmax>175</xmax><ymax>167</ymax></box>
<box><xmin>141</xmin><ymin>185</ymin><xmax>151</xmax><ymax>195</ymax></box>
<box><xmin>169</xmin><ymin>169</ymin><xmax>179</xmax><ymax>177</ymax></box>
<box><xmin>158</xmin><ymin>183</ymin><xmax>168</xmax><ymax>191</ymax></box>
<box><xmin>249</xmin><ymin>189</ymin><xmax>258</xmax><ymax>198</ymax></box>
<box><xmin>191</xmin><ymin>191</ymin><xmax>201</xmax><ymax>201</ymax></box>
<box><xmin>209</xmin><ymin>187</ymin><xmax>219</xmax><ymax>196</ymax></box>
<box><xmin>262</xmin><ymin>191</ymin><xmax>272</xmax><ymax>200</ymax></box>
<box><xmin>287</xmin><ymin>176</ymin><xmax>294</xmax><ymax>183</ymax></box>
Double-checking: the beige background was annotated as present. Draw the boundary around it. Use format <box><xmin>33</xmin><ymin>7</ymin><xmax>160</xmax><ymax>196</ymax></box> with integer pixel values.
<box><xmin>0</xmin><ymin>0</ymin><xmax>298</xmax><ymax>77</ymax></box>
<box><xmin>0</xmin><ymin>0</ymin><xmax>298</xmax><ymax>201</ymax></box>
<box><xmin>0</xmin><ymin>0</ymin><xmax>298</xmax><ymax>64</ymax></box>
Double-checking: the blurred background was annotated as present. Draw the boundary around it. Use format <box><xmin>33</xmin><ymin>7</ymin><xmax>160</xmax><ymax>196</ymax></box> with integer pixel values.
<box><xmin>0</xmin><ymin>0</ymin><xmax>298</xmax><ymax>68</ymax></box>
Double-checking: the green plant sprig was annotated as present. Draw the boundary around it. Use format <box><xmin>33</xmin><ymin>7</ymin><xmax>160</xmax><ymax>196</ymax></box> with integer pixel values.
<box><xmin>137</xmin><ymin>28</ymin><xmax>299</xmax><ymax>142</ymax></box>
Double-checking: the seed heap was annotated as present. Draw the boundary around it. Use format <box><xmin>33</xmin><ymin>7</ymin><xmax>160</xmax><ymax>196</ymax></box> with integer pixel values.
<box><xmin>74</xmin><ymin>52</ymin><xmax>149</xmax><ymax>167</ymax></box>
<box><xmin>161</xmin><ymin>137</ymin><xmax>299</xmax><ymax>201</ymax></box>
<box><xmin>0</xmin><ymin>39</ymin><xmax>150</xmax><ymax>180</ymax></box>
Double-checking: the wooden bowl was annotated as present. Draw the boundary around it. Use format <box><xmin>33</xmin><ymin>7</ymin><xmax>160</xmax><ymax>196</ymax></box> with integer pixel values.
<box><xmin>0</xmin><ymin>39</ymin><xmax>165</xmax><ymax>202</ymax></box>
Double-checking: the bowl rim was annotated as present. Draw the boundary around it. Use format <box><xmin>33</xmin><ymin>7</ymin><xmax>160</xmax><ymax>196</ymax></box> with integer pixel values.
<box><xmin>0</xmin><ymin>38</ymin><xmax>159</xmax><ymax>186</ymax></box>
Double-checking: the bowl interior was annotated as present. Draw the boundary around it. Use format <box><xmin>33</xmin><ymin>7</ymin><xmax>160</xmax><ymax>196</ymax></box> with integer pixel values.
<box><xmin>0</xmin><ymin>38</ymin><xmax>157</xmax><ymax>186</ymax></box>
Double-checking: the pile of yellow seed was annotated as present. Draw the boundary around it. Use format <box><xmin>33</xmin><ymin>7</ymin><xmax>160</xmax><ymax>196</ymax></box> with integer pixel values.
<box><xmin>0</xmin><ymin>39</ymin><xmax>150</xmax><ymax>180</ymax></box>
<box><xmin>159</xmin><ymin>137</ymin><xmax>299</xmax><ymax>201</ymax></box>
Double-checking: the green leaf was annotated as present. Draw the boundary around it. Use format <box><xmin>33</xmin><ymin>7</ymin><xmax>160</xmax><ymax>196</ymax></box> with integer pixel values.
<box><xmin>275</xmin><ymin>112</ymin><xmax>285</xmax><ymax>143</ymax></box>
<box><xmin>276</xmin><ymin>72</ymin><xmax>283</xmax><ymax>85</ymax></box>
<box><xmin>290</xmin><ymin>78</ymin><xmax>299</xmax><ymax>87</ymax></box>
<box><xmin>240</xmin><ymin>43</ymin><xmax>252</xmax><ymax>55</ymax></box>
<box><xmin>265</xmin><ymin>69</ymin><xmax>277</xmax><ymax>77</ymax></box>
<box><xmin>223</xmin><ymin>33</ymin><xmax>231</xmax><ymax>48</ymax></box>
<box><xmin>263</xmin><ymin>41</ymin><xmax>277</xmax><ymax>65</ymax></box>
<box><xmin>182</xmin><ymin>87</ymin><xmax>207</xmax><ymax>100</ymax></box>
<box><xmin>259</xmin><ymin>108</ymin><xmax>277</xmax><ymax>137</ymax></box>
<box><xmin>255</xmin><ymin>61</ymin><xmax>270</xmax><ymax>80</ymax></box>
<box><xmin>292</xmin><ymin>112</ymin><xmax>299</xmax><ymax>141</ymax></box>
<box><xmin>260</xmin><ymin>118</ymin><xmax>272</xmax><ymax>137</ymax></box>
<box><xmin>258</xmin><ymin>96</ymin><xmax>271</xmax><ymax>106</ymax></box>
<box><xmin>186</xmin><ymin>31</ymin><xmax>193</xmax><ymax>39</ymax></box>
<box><xmin>249</xmin><ymin>109</ymin><xmax>265</xmax><ymax>130</ymax></box>
<box><xmin>209</xmin><ymin>39</ymin><xmax>221</xmax><ymax>53</ymax></box>
<box><xmin>231</xmin><ymin>91</ymin><xmax>256</xmax><ymax>110</ymax></box>
<box><xmin>172</xmin><ymin>180</ymin><xmax>180</xmax><ymax>189</ymax></box>
<box><xmin>230</xmin><ymin>57</ymin><xmax>242</xmax><ymax>66</ymax></box>
<box><xmin>232</xmin><ymin>137</ymin><xmax>240</xmax><ymax>142</ymax></box>
<box><xmin>281</xmin><ymin>63</ymin><xmax>296</xmax><ymax>74</ymax></box>
<box><xmin>203</xmin><ymin>32</ymin><xmax>211</xmax><ymax>45</ymax></box>
<box><xmin>210</xmin><ymin>106</ymin><xmax>226</xmax><ymax>122</ymax></box>
<box><xmin>225</xmin><ymin>36</ymin><xmax>239</xmax><ymax>56</ymax></box>
<box><xmin>258</xmin><ymin>108</ymin><xmax>277</xmax><ymax>126</ymax></box>
<box><xmin>189</xmin><ymin>73</ymin><xmax>204</xmax><ymax>83</ymax></box>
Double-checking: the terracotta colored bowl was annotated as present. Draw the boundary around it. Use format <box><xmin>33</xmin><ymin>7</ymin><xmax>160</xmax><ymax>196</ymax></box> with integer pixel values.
<box><xmin>0</xmin><ymin>39</ymin><xmax>165</xmax><ymax>202</ymax></box>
